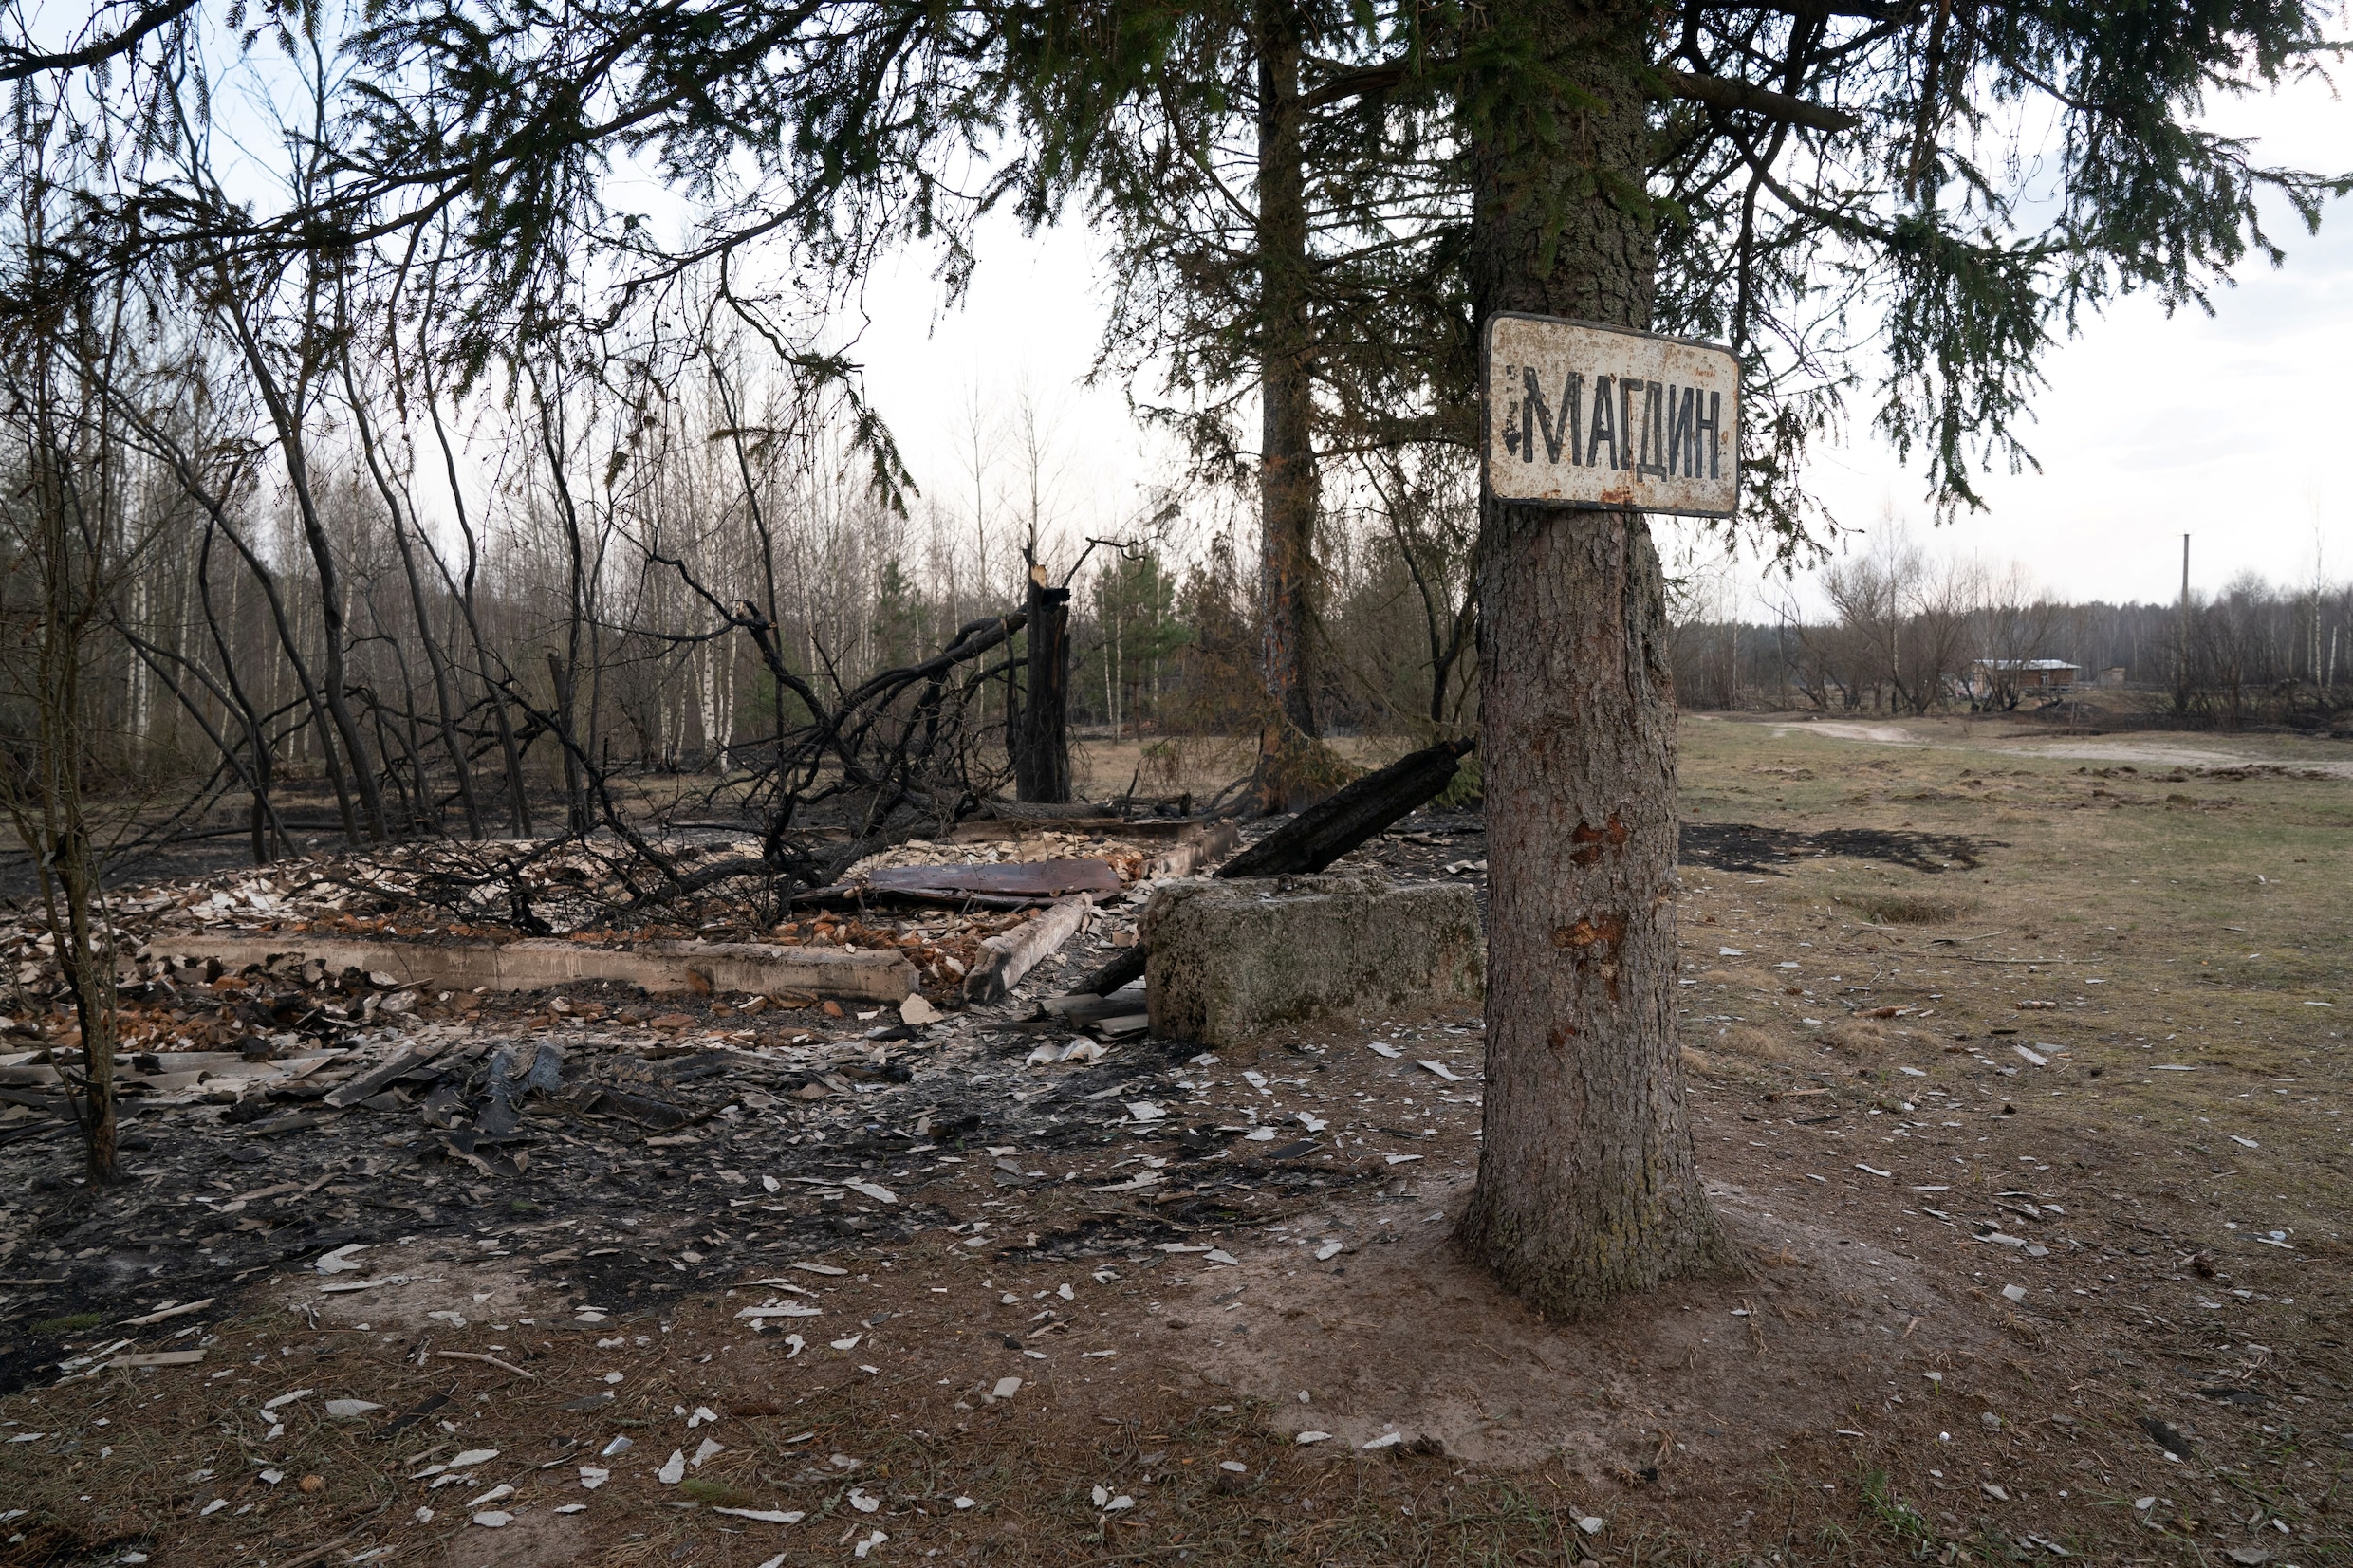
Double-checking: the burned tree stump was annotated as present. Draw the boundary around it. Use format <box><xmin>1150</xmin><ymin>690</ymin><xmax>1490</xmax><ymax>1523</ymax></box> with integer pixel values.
<box><xmin>1010</xmin><ymin>567</ymin><xmax>1072</xmax><ymax>803</ymax></box>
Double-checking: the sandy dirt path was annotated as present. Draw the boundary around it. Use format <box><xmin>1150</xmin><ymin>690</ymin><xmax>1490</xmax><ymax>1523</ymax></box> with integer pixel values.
<box><xmin>1761</xmin><ymin>717</ymin><xmax>2353</xmax><ymax>776</ymax></box>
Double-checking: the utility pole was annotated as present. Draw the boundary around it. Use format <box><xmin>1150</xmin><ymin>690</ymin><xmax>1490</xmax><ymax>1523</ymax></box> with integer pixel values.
<box><xmin>2175</xmin><ymin>533</ymin><xmax>2191</xmax><ymax>719</ymax></box>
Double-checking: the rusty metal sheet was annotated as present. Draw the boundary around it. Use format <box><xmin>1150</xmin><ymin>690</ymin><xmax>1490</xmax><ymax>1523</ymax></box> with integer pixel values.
<box><xmin>865</xmin><ymin>858</ymin><xmax>1121</xmax><ymax>899</ymax></box>
<box><xmin>1483</xmin><ymin>314</ymin><xmax>1739</xmax><ymax>518</ymax></box>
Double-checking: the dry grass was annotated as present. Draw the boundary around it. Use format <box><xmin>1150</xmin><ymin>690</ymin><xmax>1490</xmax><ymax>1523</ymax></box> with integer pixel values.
<box><xmin>1829</xmin><ymin>889</ymin><xmax>1976</xmax><ymax>925</ymax></box>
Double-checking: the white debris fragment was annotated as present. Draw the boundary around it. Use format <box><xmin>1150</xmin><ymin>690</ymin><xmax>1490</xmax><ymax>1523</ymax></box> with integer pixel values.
<box><xmin>657</xmin><ymin>1450</ymin><xmax>686</xmax><ymax>1485</ymax></box>
<box><xmin>1416</xmin><ymin>1061</ymin><xmax>1462</xmax><ymax>1082</ymax></box>
<box><xmin>736</xmin><ymin>1302</ymin><xmax>824</xmax><ymax>1319</ymax></box>
<box><xmin>1028</xmin><ymin>1039</ymin><xmax>1104</xmax><ymax>1066</ymax></box>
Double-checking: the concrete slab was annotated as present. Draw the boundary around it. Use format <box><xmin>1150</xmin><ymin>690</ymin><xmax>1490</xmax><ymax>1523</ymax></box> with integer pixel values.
<box><xmin>1141</xmin><ymin>875</ymin><xmax>1484</xmax><ymax>1045</ymax></box>
<box><xmin>145</xmin><ymin>932</ymin><xmax>917</xmax><ymax>1001</ymax></box>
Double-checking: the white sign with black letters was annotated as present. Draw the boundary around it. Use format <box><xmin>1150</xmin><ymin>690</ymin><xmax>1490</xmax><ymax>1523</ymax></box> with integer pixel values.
<box><xmin>1483</xmin><ymin>314</ymin><xmax>1739</xmax><ymax>519</ymax></box>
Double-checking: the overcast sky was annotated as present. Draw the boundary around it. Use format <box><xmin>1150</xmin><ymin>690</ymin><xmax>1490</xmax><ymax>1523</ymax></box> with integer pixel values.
<box><xmin>846</xmin><ymin>67</ymin><xmax>2352</xmax><ymax>616</ymax></box>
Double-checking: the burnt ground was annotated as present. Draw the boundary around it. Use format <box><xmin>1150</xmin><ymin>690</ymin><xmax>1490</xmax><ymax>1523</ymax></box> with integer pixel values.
<box><xmin>1677</xmin><ymin>821</ymin><xmax>1999</xmax><ymax>876</ymax></box>
<box><xmin>0</xmin><ymin>715</ymin><xmax>2348</xmax><ymax>1567</ymax></box>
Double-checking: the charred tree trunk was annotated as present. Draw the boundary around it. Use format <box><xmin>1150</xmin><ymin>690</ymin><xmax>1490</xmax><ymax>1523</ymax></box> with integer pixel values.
<box><xmin>1012</xmin><ymin>567</ymin><xmax>1072</xmax><ymax>802</ymax></box>
<box><xmin>51</xmin><ymin>821</ymin><xmax>119</xmax><ymax>1184</ymax></box>
<box><xmin>1069</xmin><ymin>737</ymin><xmax>1473</xmax><ymax>998</ymax></box>
<box><xmin>1452</xmin><ymin>0</ymin><xmax>1734</xmax><ymax>1316</ymax></box>
<box><xmin>1218</xmin><ymin>736</ymin><xmax>1473</xmax><ymax>877</ymax></box>
<box><xmin>548</xmin><ymin>651</ymin><xmax>589</xmax><ymax>834</ymax></box>
<box><xmin>1251</xmin><ymin>7</ymin><xmax>1321</xmax><ymax>813</ymax></box>
<box><xmin>213</xmin><ymin>290</ymin><xmax>386</xmax><ymax>842</ymax></box>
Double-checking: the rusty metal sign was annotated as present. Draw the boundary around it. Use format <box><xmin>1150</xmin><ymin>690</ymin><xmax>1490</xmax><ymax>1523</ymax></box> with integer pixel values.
<box><xmin>1483</xmin><ymin>314</ymin><xmax>1739</xmax><ymax>518</ymax></box>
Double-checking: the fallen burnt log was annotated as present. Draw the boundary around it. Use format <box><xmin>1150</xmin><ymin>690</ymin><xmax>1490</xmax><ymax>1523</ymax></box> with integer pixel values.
<box><xmin>1067</xmin><ymin>736</ymin><xmax>1475</xmax><ymax>998</ymax></box>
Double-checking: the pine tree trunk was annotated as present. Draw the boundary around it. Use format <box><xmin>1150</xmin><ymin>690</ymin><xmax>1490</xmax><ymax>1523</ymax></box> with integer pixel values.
<box><xmin>1453</xmin><ymin>0</ymin><xmax>1735</xmax><ymax>1316</ymax></box>
<box><xmin>1252</xmin><ymin>5</ymin><xmax>1320</xmax><ymax>812</ymax></box>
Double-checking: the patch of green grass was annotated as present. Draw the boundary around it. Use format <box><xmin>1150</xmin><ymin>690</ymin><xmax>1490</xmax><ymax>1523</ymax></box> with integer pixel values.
<box><xmin>33</xmin><ymin>1312</ymin><xmax>102</xmax><ymax>1336</ymax></box>
<box><xmin>676</xmin><ymin>1476</ymin><xmax>754</xmax><ymax>1507</ymax></box>
<box><xmin>1857</xmin><ymin>1468</ymin><xmax>1933</xmax><ymax>1545</ymax></box>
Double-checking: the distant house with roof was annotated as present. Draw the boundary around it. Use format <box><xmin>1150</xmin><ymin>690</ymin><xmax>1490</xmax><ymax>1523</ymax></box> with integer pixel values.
<box><xmin>1965</xmin><ymin>657</ymin><xmax>2081</xmax><ymax>701</ymax></box>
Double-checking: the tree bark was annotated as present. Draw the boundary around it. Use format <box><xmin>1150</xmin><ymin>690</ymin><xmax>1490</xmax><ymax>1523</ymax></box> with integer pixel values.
<box><xmin>1252</xmin><ymin>4</ymin><xmax>1321</xmax><ymax>812</ymax></box>
<box><xmin>1452</xmin><ymin>0</ymin><xmax>1735</xmax><ymax>1316</ymax></box>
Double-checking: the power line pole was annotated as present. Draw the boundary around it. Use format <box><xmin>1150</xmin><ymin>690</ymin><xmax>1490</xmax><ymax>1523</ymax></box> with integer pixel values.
<box><xmin>2175</xmin><ymin>533</ymin><xmax>2191</xmax><ymax>719</ymax></box>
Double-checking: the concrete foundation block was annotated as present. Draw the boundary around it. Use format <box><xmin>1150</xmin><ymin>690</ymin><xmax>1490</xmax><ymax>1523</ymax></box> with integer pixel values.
<box><xmin>1141</xmin><ymin>874</ymin><xmax>1484</xmax><ymax>1045</ymax></box>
